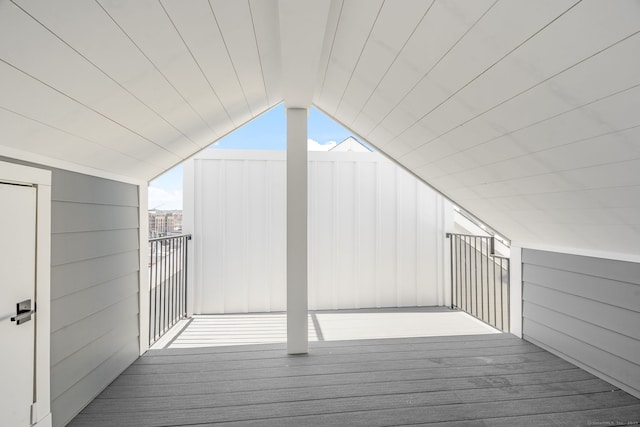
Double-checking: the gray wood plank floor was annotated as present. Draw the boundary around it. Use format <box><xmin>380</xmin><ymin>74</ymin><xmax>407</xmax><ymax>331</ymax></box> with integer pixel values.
<box><xmin>69</xmin><ymin>333</ymin><xmax>640</xmax><ymax>426</ymax></box>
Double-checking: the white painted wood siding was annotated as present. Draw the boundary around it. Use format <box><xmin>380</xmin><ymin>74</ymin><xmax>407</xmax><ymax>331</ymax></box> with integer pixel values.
<box><xmin>186</xmin><ymin>150</ymin><xmax>452</xmax><ymax>314</ymax></box>
<box><xmin>47</xmin><ymin>170</ymin><xmax>140</xmax><ymax>427</ymax></box>
<box><xmin>49</xmin><ymin>170</ymin><xmax>140</xmax><ymax>427</ymax></box>
<box><xmin>522</xmin><ymin>248</ymin><xmax>640</xmax><ymax>399</ymax></box>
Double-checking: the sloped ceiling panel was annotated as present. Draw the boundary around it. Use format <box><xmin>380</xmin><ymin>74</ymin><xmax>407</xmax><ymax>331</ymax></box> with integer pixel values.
<box><xmin>0</xmin><ymin>0</ymin><xmax>282</xmax><ymax>180</ymax></box>
<box><xmin>1</xmin><ymin>0</ymin><xmax>639</xmax><ymax>257</ymax></box>
<box><xmin>316</xmin><ymin>0</ymin><xmax>640</xmax><ymax>257</ymax></box>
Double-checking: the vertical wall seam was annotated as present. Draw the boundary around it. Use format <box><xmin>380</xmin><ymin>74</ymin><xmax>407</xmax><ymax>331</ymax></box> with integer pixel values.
<box><xmin>265</xmin><ymin>160</ymin><xmax>272</xmax><ymax>311</ymax></box>
<box><xmin>415</xmin><ymin>180</ymin><xmax>420</xmax><ymax>305</ymax></box>
<box><xmin>374</xmin><ymin>161</ymin><xmax>380</xmax><ymax>307</ymax></box>
<box><xmin>332</xmin><ymin>162</ymin><xmax>339</xmax><ymax>310</ymax></box>
<box><xmin>243</xmin><ymin>160</ymin><xmax>249</xmax><ymax>313</ymax></box>
<box><xmin>220</xmin><ymin>160</ymin><xmax>226</xmax><ymax>314</ymax></box>
<box><xmin>308</xmin><ymin>160</ymin><xmax>315</xmax><ymax>310</ymax></box>
<box><xmin>354</xmin><ymin>161</ymin><xmax>360</xmax><ymax>309</ymax></box>
<box><xmin>395</xmin><ymin>166</ymin><xmax>400</xmax><ymax>307</ymax></box>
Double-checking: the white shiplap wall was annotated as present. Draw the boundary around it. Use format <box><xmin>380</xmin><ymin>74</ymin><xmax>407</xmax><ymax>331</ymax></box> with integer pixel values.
<box><xmin>49</xmin><ymin>170</ymin><xmax>140</xmax><ymax>427</ymax></box>
<box><xmin>522</xmin><ymin>248</ymin><xmax>640</xmax><ymax>399</ymax></box>
<box><xmin>185</xmin><ymin>150</ymin><xmax>452</xmax><ymax>314</ymax></box>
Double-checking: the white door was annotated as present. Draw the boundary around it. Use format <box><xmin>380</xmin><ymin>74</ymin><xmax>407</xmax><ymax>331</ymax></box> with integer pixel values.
<box><xmin>0</xmin><ymin>182</ymin><xmax>37</xmax><ymax>426</ymax></box>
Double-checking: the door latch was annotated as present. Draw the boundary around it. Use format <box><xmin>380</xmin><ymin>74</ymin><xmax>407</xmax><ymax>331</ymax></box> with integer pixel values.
<box><xmin>11</xmin><ymin>299</ymin><xmax>35</xmax><ymax>325</ymax></box>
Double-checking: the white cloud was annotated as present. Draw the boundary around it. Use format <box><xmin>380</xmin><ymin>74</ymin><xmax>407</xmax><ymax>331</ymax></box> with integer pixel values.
<box><xmin>148</xmin><ymin>186</ymin><xmax>183</xmax><ymax>210</ymax></box>
<box><xmin>307</xmin><ymin>138</ymin><xmax>337</xmax><ymax>151</ymax></box>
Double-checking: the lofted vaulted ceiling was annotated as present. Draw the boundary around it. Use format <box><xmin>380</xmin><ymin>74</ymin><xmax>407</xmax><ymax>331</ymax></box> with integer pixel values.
<box><xmin>1</xmin><ymin>0</ymin><xmax>639</xmax><ymax>257</ymax></box>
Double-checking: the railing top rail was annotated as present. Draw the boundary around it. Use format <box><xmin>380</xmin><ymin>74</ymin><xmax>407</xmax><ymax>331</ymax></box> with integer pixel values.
<box><xmin>149</xmin><ymin>234</ymin><xmax>192</xmax><ymax>243</ymax></box>
<box><xmin>446</xmin><ymin>232</ymin><xmax>511</xmax><ymax>260</ymax></box>
<box><xmin>453</xmin><ymin>207</ymin><xmax>511</xmax><ymax>246</ymax></box>
<box><xmin>445</xmin><ymin>232</ymin><xmax>492</xmax><ymax>240</ymax></box>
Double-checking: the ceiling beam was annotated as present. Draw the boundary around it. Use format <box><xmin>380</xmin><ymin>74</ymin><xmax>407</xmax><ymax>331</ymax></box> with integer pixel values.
<box><xmin>278</xmin><ymin>0</ymin><xmax>332</xmax><ymax>108</ymax></box>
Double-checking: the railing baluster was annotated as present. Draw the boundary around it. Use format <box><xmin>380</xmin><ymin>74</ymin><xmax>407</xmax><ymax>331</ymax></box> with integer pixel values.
<box><xmin>455</xmin><ymin>235</ymin><xmax>460</xmax><ymax>310</ymax></box>
<box><xmin>468</xmin><ymin>237</ymin><xmax>472</xmax><ymax>314</ymax></box>
<box><xmin>500</xmin><ymin>258</ymin><xmax>505</xmax><ymax>331</ymax></box>
<box><xmin>474</xmin><ymin>236</ymin><xmax>478</xmax><ymax>317</ymax></box>
<box><xmin>447</xmin><ymin>233</ymin><xmax>509</xmax><ymax>332</ymax></box>
<box><xmin>479</xmin><ymin>236</ymin><xmax>484</xmax><ymax>322</ymax></box>
<box><xmin>462</xmin><ymin>236</ymin><xmax>466</xmax><ymax>312</ymax></box>
<box><xmin>154</xmin><ymin>240</ymin><xmax>159</xmax><ymax>342</ymax></box>
<box><xmin>448</xmin><ymin>234</ymin><xmax>454</xmax><ymax>309</ymax></box>
<box><xmin>183</xmin><ymin>235</ymin><xmax>189</xmax><ymax>315</ymax></box>
<box><xmin>176</xmin><ymin>238</ymin><xmax>180</xmax><ymax>319</ymax></box>
<box><xmin>149</xmin><ymin>241</ymin><xmax>153</xmax><ymax>344</ymax></box>
<box><xmin>170</xmin><ymin>238</ymin><xmax>175</xmax><ymax>326</ymax></box>
<box><xmin>485</xmin><ymin>238</ymin><xmax>490</xmax><ymax>326</ymax></box>
<box><xmin>491</xmin><ymin>251</ymin><xmax>498</xmax><ymax>325</ymax></box>
<box><xmin>167</xmin><ymin>239</ymin><xmax>170</xmax><ymax>332</ymax></box>
<box><xmin>456</xmin><ymin>235</ymin><xmax>461</xmax><ymax>309</ymax></box>
<box><xmin>461</xmin><ymin>236</ymin><xmax>466</xmax><ymax>312</ymax></box>
<box><xmin>162</xmin><ymin>239</ymin><xmax>166</xmax><ymax>335</ymax></box>
<box><xmin>468</xmin><ymin>237</ymin><xmax>471</xmax><ymax>314</ymax></box>
<box><xmin>181</xmin><ymin>236</ymin><xmax>185</xmax><ymax>317</ymax></box>
<box><xmin>471</xmin><ymin>237</ymin><xmax>475</xmax><ymax>316</ymax></box>
<box><xmin>505</xmin><ymin>258</ymin><xmax>510</xmax><ymax>332</ymax></box>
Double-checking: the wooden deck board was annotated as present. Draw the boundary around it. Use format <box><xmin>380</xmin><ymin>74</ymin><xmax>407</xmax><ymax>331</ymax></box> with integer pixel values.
<box><xmin>110</xmin><ymin>357</ymin><xmax>574</xmax><ymax>389</ymax></box>
<box><xmin>123</xmin><ymin>350</ymin><xmax>556</xmax><ymax>377</ymax></box>
<box><xmin>81</xmin><ymin>377</ymin><xmax>610</xmax><ymax>413</ymax></box>
<box><xmin>98</xmin><ymin>362</ymin><xmax>589</xmax><ymax>400</ymax></box>
<box><xmin>70</xmin><ymin>333</ymin><xmax>640</xmax><ymax>426</ymax></box>
<box><xmin>71</xmin><ymin>388</ymin><xmax>639</xmax><ymax>426</ymax></box>
<box><xmin>138</xmin><ymin>337</ymin><xmax>538</xmax><ymax>364</ymax></box>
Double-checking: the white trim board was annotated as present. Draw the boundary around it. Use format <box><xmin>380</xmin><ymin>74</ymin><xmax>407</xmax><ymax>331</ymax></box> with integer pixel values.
<box><xmin>0</xmin><ymin>145</ymin><xmax>146</xmax><ymax>187</ymax></box>
<box><xmin>512</xmin><ymin>241</ymin><xmax>640</xmax><ymax>264</ymax></box>
<box><xmin>194</xmin><ymin>149</ymin><xmax>385</xmax><ymax>163</ymax></box>
<box><xmin>509</xmin><ymin>246</ymin><xmax>523</xmax><ymax>339</ymax></box>
<box><xmin>138</xmin><ymin>184</ymin><xmax>150</xmax><ymax>356</ymax></box>
<box><xmin>0</xmin><ymin>160</ymin><xmax>53</xmax><ymax>427</ymax></box>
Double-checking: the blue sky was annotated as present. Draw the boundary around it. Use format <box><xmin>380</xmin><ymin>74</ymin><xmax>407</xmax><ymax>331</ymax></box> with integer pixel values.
<box><xmin>148</xmin><ymin>105</ymin><xmax>356</xmax><ymax>210</ymax></box>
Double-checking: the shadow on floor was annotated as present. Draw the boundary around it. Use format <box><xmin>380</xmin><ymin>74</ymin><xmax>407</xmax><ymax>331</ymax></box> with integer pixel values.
<box><xmin>153</xmin><ymin>306</ymin><xmax>501</xmax><ymax>349</ymax></box>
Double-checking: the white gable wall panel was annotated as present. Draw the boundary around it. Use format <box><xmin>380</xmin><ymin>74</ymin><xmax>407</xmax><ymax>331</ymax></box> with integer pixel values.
<box><xmin>187</xmin><ymin>151</ymin><xmax>451</xmax><ymax>313</ymax></box>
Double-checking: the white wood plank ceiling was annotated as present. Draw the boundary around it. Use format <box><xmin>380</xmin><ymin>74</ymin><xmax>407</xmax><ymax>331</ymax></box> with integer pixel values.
<box><xmin>0</xmin><ymin>0</ymin><xmax>282</xmax><ymax>179</ymax></box>
<box><xmin>1</xmin><ymin>0</ymin><xmax>639</xmax><ymax>256</ymax></box>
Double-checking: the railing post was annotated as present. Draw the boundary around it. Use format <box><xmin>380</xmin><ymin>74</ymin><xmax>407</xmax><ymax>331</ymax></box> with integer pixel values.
<box><xmin>183</xmin><ymin>235</ymin><xmax>191</xmax><ymax>317</ymax></box>
<box><xmin>505</xmin><ymin>257</ymin><xmax>510</xmax><ymax>332</ymax></box>
<box><xmin>446</xmin><ymin>233</ymin><xmax>453</xmax><ymax>309</ymax></box>
<box><xmin>457</xmin><ymin>235</ymin><xmax>461</xmax><ymax>310</ymax></box>
<box><xmin>149</xmin><ymin>241</ymin><xmax>153</xmax><ymax>345</ymax></box>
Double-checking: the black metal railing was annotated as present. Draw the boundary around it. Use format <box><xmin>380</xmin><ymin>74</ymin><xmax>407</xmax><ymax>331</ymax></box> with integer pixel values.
<box><xmin>149</xmin><ymin>234</ymin><xmax>191</xmax><ymax>346</ymax></box>
<box><xmin>447</xmin><ymin>233</ymin><xmax>510</xmax><ymax>332</ymax></box>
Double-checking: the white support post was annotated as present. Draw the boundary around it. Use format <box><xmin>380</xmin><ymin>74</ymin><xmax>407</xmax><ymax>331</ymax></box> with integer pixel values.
<box><xmin>287</xmin><ymin>108</ymin><xmax>309</xmax><ymax>354</ymax></box>
<box><xmin>183</xmin><ymin>158</ymin><xmax>196</xmax><ymax>316</ymax></box>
